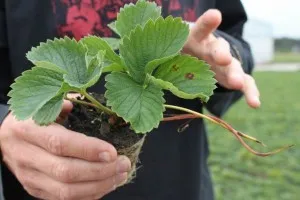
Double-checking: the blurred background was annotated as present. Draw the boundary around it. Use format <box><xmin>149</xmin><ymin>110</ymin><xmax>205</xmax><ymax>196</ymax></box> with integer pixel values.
<box><xmin>206</xmin><ymin>0</ymin><xmax>300</xmax><ymax>199</ymax></box>
<box><xmin>243</xmin><ymin>0</ymin><xmax>300</xmax><ymax>66</ymax></box>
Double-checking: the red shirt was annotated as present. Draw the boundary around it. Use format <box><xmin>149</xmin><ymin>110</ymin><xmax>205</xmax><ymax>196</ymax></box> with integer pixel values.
<box><xmin>52</xmin><ymin>0</ymin><xmax>201</xmax><ymax>40</ymax></box>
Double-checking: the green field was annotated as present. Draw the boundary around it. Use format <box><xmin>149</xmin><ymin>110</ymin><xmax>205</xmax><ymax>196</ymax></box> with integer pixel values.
<box><xmin>273</xmin><ymin>52</ymin><xmax>300</xmax><ymax>63</ymax></box>
<box><xmin>206</xmin><ymin>72</ymin><xmax>300</xmax><ymax>200</ymax></box>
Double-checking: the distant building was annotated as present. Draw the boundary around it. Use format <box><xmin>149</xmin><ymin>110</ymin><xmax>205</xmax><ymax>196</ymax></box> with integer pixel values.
<box><xmin>292</xmin><ymin>45</ymin><xmax>300</xmax><ymax>53</ymax></box>
<box><xmin>243</xmin><ymin>19</ymin><xmax>274</xmax><ymax>64</ymax></box>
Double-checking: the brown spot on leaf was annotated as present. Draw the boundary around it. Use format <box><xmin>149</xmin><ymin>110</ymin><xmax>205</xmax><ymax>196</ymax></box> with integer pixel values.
<box><xmin>172</xmin><ymin>65</ymin><xmax>179</xmax><ymax>71</ymax></box>
<box><xmin>185</xmin><ymin>73</ymin><xmax>194</xmax><ymax>80</ymax></box>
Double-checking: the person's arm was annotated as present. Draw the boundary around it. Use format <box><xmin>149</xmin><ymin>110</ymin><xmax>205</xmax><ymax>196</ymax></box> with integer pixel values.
<box><xmin>215</xmin><ymin>0</ymin><xmax>254</xmax><ymax>74</ymax></box>
<box><xmin>0</xmin><ymin>1</ymin><xmax>11</xmax><ymax>198</ymax></box>
<box><xmin>0</xmin><ymin>49</ymin><xmax>11</xmax><ymax>125</ymax></box>
<box><xmin>204</xmin><ymin>0</ymin><xmax>255</xmax><ymax>117</ymax></box>
<box><xmin>0</xmin><ymin>0</ymin><xmax>11</xmax><ymax>125</ymax></box>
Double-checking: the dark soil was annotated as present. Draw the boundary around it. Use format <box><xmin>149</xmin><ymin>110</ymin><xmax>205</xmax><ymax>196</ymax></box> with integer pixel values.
<box><xmin>65</xmin><ymin>93</ymin><xmax>145</xmax><ymax>183</ymax></box>
<box><xmin>66</xmin><ymin>93</ymin><xmax>144</xmax><ymax>149</ymax></box>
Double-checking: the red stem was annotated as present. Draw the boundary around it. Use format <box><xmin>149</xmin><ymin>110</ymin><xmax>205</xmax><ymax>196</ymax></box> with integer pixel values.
<box><xmin>163</xmin><ymin>114</ymin><xmax>292</xmax><ymax>156</ymax></box>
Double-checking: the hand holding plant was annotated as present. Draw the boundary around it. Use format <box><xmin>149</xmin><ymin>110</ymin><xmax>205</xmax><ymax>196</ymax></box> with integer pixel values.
<box><xmin>0</xmin><ymin>104</ymin><xmax>129</xmax><ymax>200</ymax></box>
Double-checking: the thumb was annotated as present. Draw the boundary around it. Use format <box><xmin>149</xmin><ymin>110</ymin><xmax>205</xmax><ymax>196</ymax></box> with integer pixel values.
<box><xmin>190</xmin><ymin>9</ymin><xmax>222</xmax><ymax>42</ymax></box>
<box><xmin>56</xmin><ymin>100</ymin><xmax>73</xmax><ymax>124</ymax></box>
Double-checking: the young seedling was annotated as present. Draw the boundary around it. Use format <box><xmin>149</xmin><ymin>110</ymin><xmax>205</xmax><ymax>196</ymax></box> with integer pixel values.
<box><xmin>7</xmin><ymin>0</ymin><xmax>292</xmax><ymax>185</ymax></box>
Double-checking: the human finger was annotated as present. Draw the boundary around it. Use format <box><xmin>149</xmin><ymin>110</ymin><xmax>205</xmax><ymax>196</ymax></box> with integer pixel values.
<box><xmin>19</xmin><ymin>168</ymin><xmax>127</xmax><ymax>200</ymax></box>
<box><xmin>13</xmin><ymin>122</ymin><xmax>117</xmax><ymax>162</ymax></box>
<box><xmin>16</xmin><ymin>141</ymin><xmax>131</xmax><ymax>183</ymax></box>
<box><xmin>190</xmin><ymin>9</ymin><xmax>222</xmax><ymax>42</ymax></box>
<box><xmin>242</xmin><ymin>74</ymin><xmax>261</xmax><ymax>108</ymax></box>
<box><xmin>213</xmin><ymin>58</ymin><xmax>244</xmax><ymax>90</ymax></box>
<box><xmin>59</xmin><ymin>100</ymin><xmax>73</xmax><ymax>118</ymax></box>
<box><xmin>23</xmin><ymin>186</ymin><xmax>52</xmax><ymax>200</ymax></box>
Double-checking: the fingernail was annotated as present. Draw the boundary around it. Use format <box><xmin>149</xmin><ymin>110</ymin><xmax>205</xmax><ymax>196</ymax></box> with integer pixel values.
<box><xmin>99</xmin><ymin>152</ymin><xmax>111</xmax><ymax>162</ymax></box>
<box><xmin>255</xmin><ymin>96</ymin><xmax>261</xmax><ymax>104</ymax></box>
<box><xmin>115</xmin><ymin>172</ymin><xmax>128</xmax><ymax>186</ymax></box>
<box><xmin>116</xmin><ymin>156</ymin><xmax>131</xmax><ymax>173</ymax></box>
<box><xmin>252</xmin><ymin>96</ymin><xmax>261</xmax><ymax>108</ymax></box>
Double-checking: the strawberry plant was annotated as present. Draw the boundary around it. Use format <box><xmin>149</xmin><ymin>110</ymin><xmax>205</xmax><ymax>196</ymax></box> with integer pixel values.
<box><xmin>7</xmin><ymin>0</ymin><xmax>291</xmax><ymax>186</ymax></box>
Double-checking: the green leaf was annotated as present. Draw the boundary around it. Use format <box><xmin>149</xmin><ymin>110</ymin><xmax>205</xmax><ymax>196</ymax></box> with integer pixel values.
<box><xmin>115</xmin><ymin>0</ymin><xmax>161</xmax><ymax>37</ymax></box>
<box><xmin>7</xmin><ymin>67</ymin><xmax>64</xmax><ymax>121</ymax></box>
<box><xmin>32</xmin><ymin>93</ymin><xmax>64</xmax><ymax>125</ymax></box>
<box><xmin>105</xmin><ymin>72</ymin><xmax>165</xmax><ymax>133</ymax></box>
<box><xmin>150</xmin><ymin>55</ymin><xmax>217</xmax><ymax>102</ymax></box>
<box><xmin>119</xmin><ymin>16</ymin><xmax>189</xmax><ymax>83</ymax></box>
<box><xmin>108</xmin><ymin>21</ymin><xmax>119</xmax><ymax>36</ymax></box>
<box><xmin>26</xmin><ymin>37</ymin><xmax>105</xmax><ymax>89</ymax></box>
<box><xmin>102</xmin><ymin>63</ymin><xmax>125</xmax><ymax>73</ymax></box>
<box><xmin>30</xmin><ymin>61</ymin><xmax>67</xmax><ymax>74</ymax></box>
<box><xmin>27</xmin><ymin>37</ymin><xmax>86</xmax><ymax>80</ymax></box>
<box><xmin>102</xmin><ymin>37</ymin><xmax>120</xmax><ymax>50</ymax></box>
<box><xmin>80</xmin><ymin>36</ymin><xmax>122</xmax><ymax>65</ymax></box>
<box><xmin>82</xmin><ymin>51</ymin><xmax>105</xmax><ymax>88</ymax></box>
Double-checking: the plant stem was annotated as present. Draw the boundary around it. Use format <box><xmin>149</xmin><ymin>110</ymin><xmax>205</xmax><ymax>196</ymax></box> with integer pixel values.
<box><xmin>164</xmin><ymin>104</ymin><xmax>293</xmax><ymax>157</ymax></box>
<box><xmin>81</xmin><ymin>90</ymin><xmax>115</xmax><ymax>115</ymax></box>
<box><xmin>163</xmin><ymin>114</ymin><xmax>264</xmax><ymax>146</ymax></box>
<box><xmin>65</xmin><ymin>97</ymin><xmax>98</xmax><ymax>109</ymax></box>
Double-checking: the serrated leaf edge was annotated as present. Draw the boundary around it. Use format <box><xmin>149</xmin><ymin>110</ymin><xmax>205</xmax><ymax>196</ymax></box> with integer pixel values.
<box><xmin>32</xmin><ymin>93</ymin><xmax>64</xmax><ymax>125</ymax></box>
<box><xmin>7</xmin><ymin>67</ymin><xmax>66</xmax><ymax>122</ymax></box>
<box><xmin>148</xmin><ymin>74</ymin><xmax>216</xmax><ymax>102</ymax></box>
<box><xmin>115</xmin><ymin>0</ymin><xmax>161</xmax><ymax>37</ymax></box>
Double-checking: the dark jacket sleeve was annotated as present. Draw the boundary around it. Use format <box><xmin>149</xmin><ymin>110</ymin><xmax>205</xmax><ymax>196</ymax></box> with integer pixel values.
<box><xmin>0</xmin><ymin>45</ymin><xmax>10</xmax><ymax>124</ymax></box>
<box><xmin>0</xmin><ymin>0</ymin><xmax>9</xmax><ymax>198</ymax></box>
<box><xmin>0</xmin><ymin>1</ymin><xmax>11</xmax><ymax>125</ymax></box>
<box><xmin>204</xmin><ymin>0</ymin><xmax>255</xmax><ymax>117</ymax></box>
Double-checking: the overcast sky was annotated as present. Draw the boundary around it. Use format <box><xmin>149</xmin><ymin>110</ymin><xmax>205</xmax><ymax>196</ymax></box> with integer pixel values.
<box><xmin>242</xmin><ymin>0</ymin><xmax>300</xmax><ymax>39</ymax></box>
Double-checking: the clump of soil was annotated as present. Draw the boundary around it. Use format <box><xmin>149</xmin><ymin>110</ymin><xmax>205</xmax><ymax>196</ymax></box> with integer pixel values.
<box><xmin>66</xmin><ymin>93</ymin><xmax>145</xmax><ymax>184</ymax></box>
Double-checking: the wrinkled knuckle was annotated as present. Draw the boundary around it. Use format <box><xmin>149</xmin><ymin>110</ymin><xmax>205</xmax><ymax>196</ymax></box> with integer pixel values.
<box><xmin>58</xmin><ymin>185</ymin><xmax>73</xmax><ymax>200</ymax></box>
<box><xmin>15</xmin><ymin>152</ymin><xmax>28</xmax><ymax>168</ymax></box>
<box><xmin>13</xmin><ymin>147</ymin><xmax>31</xmax><ymax>168</ymax></box>
<box><xmin>80</xmin><ymin>144</ymin><xmax>90</xmax><ymax>160</ymax></box>
<box><xmin>53</xmin><ymin>162</ymin><xmax>75</xmax><ymax>183</ymax></box>
<box><xmin>47</xmin><ymin>134</ymin><xmax>63</xmax><ymax>155</ymax></box>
